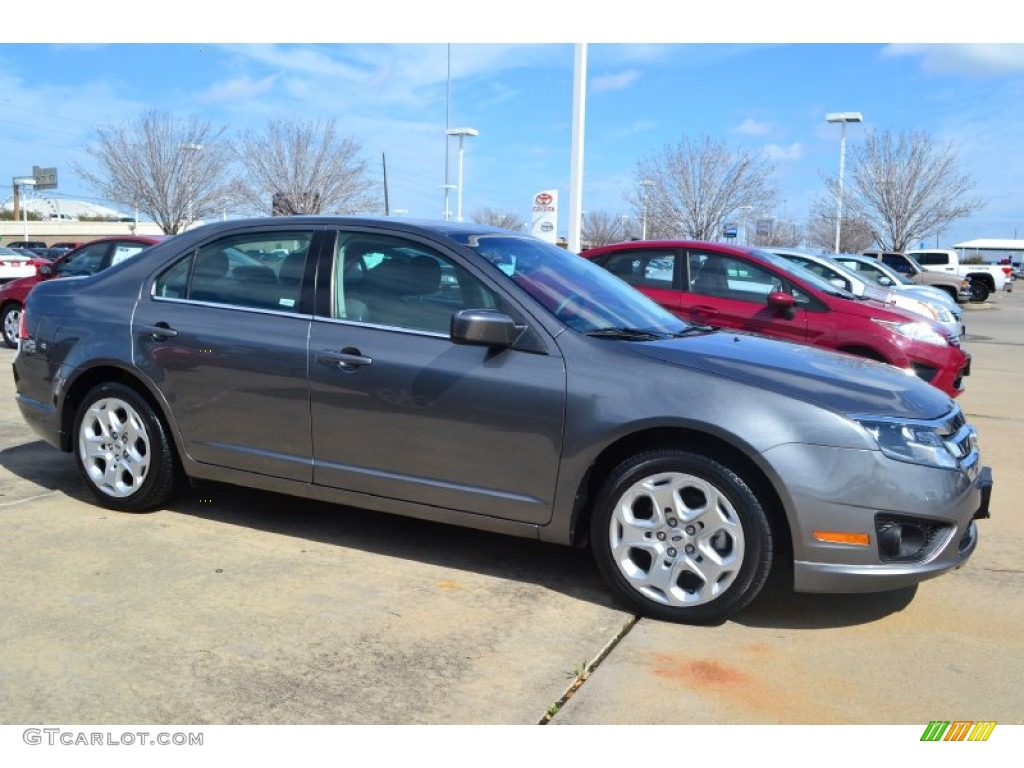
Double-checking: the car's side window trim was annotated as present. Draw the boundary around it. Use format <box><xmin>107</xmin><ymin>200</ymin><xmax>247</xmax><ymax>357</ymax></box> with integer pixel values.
<box><xmin>149</xmin><ymin>230</ymin><xmax>320</xmax><ymax>315</ymax></box>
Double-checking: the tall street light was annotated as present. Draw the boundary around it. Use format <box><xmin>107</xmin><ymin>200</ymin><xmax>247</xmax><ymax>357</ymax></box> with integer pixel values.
<box><xmin>446</xmin><ymin>127</ymin><xmax>478</xmax><ymax>222</ymax></box>
<box><xmin>826</xmin><ymin>112</ymin><xmax>863</xmax><ymax>254</ymax></box>
<box><xmin>441</xmin><ymin>184</ymin><xmax>457</xmax><ymax>221</ymax></box>
<box><xmin>13</xmin><ymin>177</ymin><xmax>36</xmax><ymax>239</ymax></box>
<box><xmin>639</xmin><ymin>179</ymin><xmax>656</xmax><ymax>239</ymax></box>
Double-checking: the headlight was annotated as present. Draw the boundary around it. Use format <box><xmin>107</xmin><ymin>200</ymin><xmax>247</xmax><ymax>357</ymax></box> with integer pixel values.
<box><xmin>856</xmin><ymin>419</ymin><xmax>960</xmax><ymax>469</ymax></box>
<box><xmin>872</xmin><ymin>318</ymin><xmax>949</xmax><ymax>347</ymax></box>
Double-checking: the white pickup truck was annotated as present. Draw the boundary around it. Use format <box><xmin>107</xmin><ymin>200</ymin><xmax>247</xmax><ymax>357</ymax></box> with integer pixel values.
<box><xmin>907</xmin><ymin>248</ymin><xmax>1012</xmax><ymax>302</ymax></box>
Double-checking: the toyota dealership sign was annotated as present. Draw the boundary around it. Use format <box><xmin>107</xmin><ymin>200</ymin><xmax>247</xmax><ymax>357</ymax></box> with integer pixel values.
<box><xmin>530</xmin><ymin>189</ymin><xmax>558</xmax><ymax>243</ymax></box>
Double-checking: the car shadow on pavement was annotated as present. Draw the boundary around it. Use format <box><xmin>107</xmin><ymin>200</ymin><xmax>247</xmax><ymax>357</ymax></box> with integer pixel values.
<box><xmin>0</xmin><ymin>440</ymin><xmax>87</xmax><ymax>497</ymax></box>
<box><xmin>172</xmin><ymin>480</ymin><xmax>619</xmax><ymax>611</ymax></box>
<box><xmin>735</xmin><ymin>563</ymin><xmax>917</xmax><ymax>630</ymax></box>
<box><xmin>0</xmin><ymin>442</ymin><xmax>917</xmax><ymax>630</ymax></box>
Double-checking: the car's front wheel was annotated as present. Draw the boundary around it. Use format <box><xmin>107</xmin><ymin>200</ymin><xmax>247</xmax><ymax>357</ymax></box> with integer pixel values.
<box><xmin>591</xmin><ymin>449</ymin><xmax>774</xmax><ymax>624</ymax></box>
<box><xmin>1</xmin><ymin>302</ymin><xmax>22</xmax><ymax>349</ymax></box>
<box><xmin>73</xmin><ymin>383</ymin><xmax>179</xmax><ymax>512</ymax></box>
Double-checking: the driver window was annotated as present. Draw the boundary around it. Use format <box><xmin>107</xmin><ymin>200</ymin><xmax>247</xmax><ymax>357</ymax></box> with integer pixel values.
<box><xmin>334</xmin><ymin>236</ymin><xmax>498</xmax><ymax>333</ymax></box>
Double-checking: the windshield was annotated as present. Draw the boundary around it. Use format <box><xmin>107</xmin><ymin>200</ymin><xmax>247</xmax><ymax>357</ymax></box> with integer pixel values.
<box><xmin>837</xmin><ymin>257</ymin><xmax>915</xmax><ymax>286</ymax></box>
<box><xmin>749</xmin><ymin>248</ymin><xmax>857</xmax><ymax>299</ymax></box>
<box><xmin>456</xmin><ymin>233</ymin><xmax>691</xmax><ymax>337</ymax></box>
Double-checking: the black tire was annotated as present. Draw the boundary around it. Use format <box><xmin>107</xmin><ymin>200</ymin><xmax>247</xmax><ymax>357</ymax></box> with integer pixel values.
<box><xmin>1</xmin><ymin>302</ymin><xmax>22</xmax><ymax>349</ymax></box>
<box><xmin>970</xmin><ymin>280</ymin><xmax>990</xmax><ymax>303</ymax></box>
<box><xmin>73</xmin><ymin>382</ymin><xmax>179</xmax><ymax>512</ymax></box>
<box><xmin>590</xmin><ymin>448</ymin><xmax>773</xmax><ymax>624</ymax></box>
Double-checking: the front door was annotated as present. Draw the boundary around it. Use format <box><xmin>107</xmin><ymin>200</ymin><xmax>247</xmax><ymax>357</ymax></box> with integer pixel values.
<box><xmin>307</xmin><ymin>231</ymin><xmax>566</xmax><ymax>525</ymax></box>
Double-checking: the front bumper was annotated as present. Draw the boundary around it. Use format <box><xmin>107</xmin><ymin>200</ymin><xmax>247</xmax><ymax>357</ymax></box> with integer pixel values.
<box><xmin>761</xmin><ymin>442</ymin><xmax>991</xmax><ymax>594</ymax></box>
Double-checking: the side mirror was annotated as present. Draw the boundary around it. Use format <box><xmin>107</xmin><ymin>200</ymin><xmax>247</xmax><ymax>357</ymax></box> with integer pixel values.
<box><xmin>766</xmin><ymin>291</ymin><xmax>797</xmax><ymax>320</ymax></box>
<box><xmin>39</xmin><ymin>264</ymin><xmax>54</xmax><ymax>277</ymax></box>
<box><xmin>877</xmin><ymin>276</ymin><xmax>893</xmax><ymax>287</ymax></box>
<box><xmin>451</xmin><ymin>309</ymin><xmax>520</xmax><ymax>348</ymax></box>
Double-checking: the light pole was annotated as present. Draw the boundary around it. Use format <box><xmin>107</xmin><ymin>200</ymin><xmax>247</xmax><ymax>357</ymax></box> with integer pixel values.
<box><xmin>445</xmin><ymin>127</ymin><xmax>478</xmax><ymax>222</ymax></box>
<box><xmin>826</xmin><ymin>111</ymin><xmax>863</xmax><ymax>254</ymax></box>
<box><xmin>13</xmin><ymin>177</ymin><xmax>36</xmax><ymax>239</ymax></box>
<box><xmin>181</xmin><ymin>142</ymin><xmax>204</xmax><ymax>226</ymax></box>
<box><xmin>736</xmin><ymin>205</ymin><xmax>753</xmax><ymax>245</ymax></box>
<box><xmin>639</xmin><ymin>179</ymin><xmax>655</xmax><ymax>239</ymax></box>
<box><xmin>441</xmin><ymin>184</ymin><xmax>457</xmax><ymax>220</ymax></box>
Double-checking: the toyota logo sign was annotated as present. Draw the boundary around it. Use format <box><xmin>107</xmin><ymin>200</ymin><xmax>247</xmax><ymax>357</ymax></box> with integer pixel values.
<box><xmin>535</xmin><ymin>192</ymin><xmax>553</xmax><ymax>206</ymax></box>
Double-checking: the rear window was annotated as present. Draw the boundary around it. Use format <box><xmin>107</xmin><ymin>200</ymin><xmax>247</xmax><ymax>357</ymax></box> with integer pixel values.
<box><xmin>913</xmin><ymin>252</ymin><xmax>951</xmax><ymax>267</ymax></box>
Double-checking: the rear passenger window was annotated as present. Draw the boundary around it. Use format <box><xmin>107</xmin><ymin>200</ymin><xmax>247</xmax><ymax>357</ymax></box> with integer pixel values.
<box><xmin>602</xmin><ymin>250</ymin><xmax>676</xmax><ymax>289</ymax></box>
<box><xmin>153</xmin><ymin>232</ymin><xmax>313</xmax><ymax>312</ymax></box>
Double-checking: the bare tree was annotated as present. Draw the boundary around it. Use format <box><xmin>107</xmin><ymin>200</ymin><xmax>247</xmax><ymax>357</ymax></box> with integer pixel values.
<box><xmin>233</xmin><ymin>118</ymin><xmax>378</xmax><ymax>216</ymax></box>
<box><xmin>77</xmin><ymin>110</ymin><xmax>234</xmax><ymax>234</ymax></box>
<box><xmin>805</xmin><ymin>199</ymin><xmax>875</xmax><ymax>253</ymax></box>
<box><xmin>748</xmin><ymin>219</ymin><xmax>805</xmax><ymax>249</ymax></box>
<box><xmin>830</xmin><ymin>129</ymin><xmax>985</xmax><ymax>252</ymax></box>
<box><xmin>581</xmin><ymin>211</ymin><xmax>632</xmax><ymax>248</ymax></box>
<box><xmin>631</xmin><ymin>135</ymin><xmax>778</xmax><ymax>240</ymax></box>
<box><xmin>471</xmin><ymin>207</ymin><xmax>525</xmax><ymax>231</ymax></box>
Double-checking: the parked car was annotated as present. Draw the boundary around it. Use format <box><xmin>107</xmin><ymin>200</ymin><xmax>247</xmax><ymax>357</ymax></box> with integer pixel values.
<box><xmin>582</xmin><ymin>240</ymin><xmax>970</xmax><ymax>398</ymax></box>
<box><xmin>832</xmin><ymin>253</ymin><xmax>967</xmax><ymax>333</ymax></box>
<box><xmin>906</xmin><ymin>248</ymin><xmax>1012</xmax><ymax>301</ymax></box>
<box><xmin>0</xmin><ymin>247</ymin><xmax>36</xmax><ymax>283</ymax></box>
<box><xmin>767</xmin><ymin>248</ymin><xmax>965</xmax><ymax>340</ymax></box>
<box><xmin>13</xmin><ymin>217</ymin><xmax>991</xmax><ymax>625</ymax></box>
<box><xmin>4</xmin><ymin>240</ymin><xmax>48</xmax><ymax>250</ymax></box>
<box><xmin>50</xmin><ymin>241</ymin><xmax>84</xmax><ymax>251</ymax></box>
<box><xmin>27</xmin><ymin>247</ymin><xmax>67</xmax><ymax>261</ymax></box>
<box><xmin>0</xmin><ymin>235</ymin><xmax>168</xmax><ymax>348</ymax></box>
<box><xmin>861</xmin><ymin>250</ymin><xmax>972</xmax><ymax>303</ymax></box>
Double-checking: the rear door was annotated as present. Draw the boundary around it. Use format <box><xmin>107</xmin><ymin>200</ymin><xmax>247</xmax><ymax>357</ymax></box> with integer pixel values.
<box><xmin>133</xmin><ymin>227</ymin><xmax>320</xmax><ymax>481</ymax></box>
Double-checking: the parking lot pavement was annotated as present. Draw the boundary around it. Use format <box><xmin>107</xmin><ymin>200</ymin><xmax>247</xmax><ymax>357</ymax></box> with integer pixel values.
<box><xmin>1</xmin><ymin>291</ymin><xmax>1021</xmax><ymax>728</ymax></box>
<box><xmin>0</xmin><ymin>364</ymin><xmax>631</xmax><ymax>724</ymax></box>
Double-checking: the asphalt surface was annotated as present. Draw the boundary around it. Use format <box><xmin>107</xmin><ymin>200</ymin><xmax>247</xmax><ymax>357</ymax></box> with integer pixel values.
<box><xmin>0</xmin><ymin>291</ymin><xmax>1021</xmax><ymax>733</ymax></box>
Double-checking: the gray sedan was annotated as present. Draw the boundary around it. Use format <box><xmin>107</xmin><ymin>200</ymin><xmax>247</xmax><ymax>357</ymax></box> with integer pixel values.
<box><xmin>11</xmin><ymin>217</ymin><xmax>992</xmax><ymax>624</ymax></box>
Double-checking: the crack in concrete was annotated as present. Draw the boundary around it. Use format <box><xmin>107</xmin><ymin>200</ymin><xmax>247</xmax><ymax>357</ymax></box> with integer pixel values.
<box><xmin>538</xmin><ymin>613</ymin><xmax>641</xmax><ymax>724</ymax></box>
<box><xmin>0</xmin><ymin>491</ymin><xmax>61</xmax><ymax>509</ymax></box>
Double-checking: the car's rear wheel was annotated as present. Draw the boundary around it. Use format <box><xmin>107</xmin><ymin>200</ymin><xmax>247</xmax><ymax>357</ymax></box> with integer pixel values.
<box><xmin>591</xmin><ymin>449</ymin><xmax>773</xmax><ymax>624</ymax></box>
<box><xmin>1</xmin><ymin>302</ymin><xmax>22</xmax><ymax>349</ymax></box>
<box><xmin>970</xmin><ymin>279</ymin><xmax>991</xmax><ymax>303</ymax></box>
<box><xmin>73</xmin><ymin>383</ymin><xmax>179</xmax><ymax>512</ymax></box>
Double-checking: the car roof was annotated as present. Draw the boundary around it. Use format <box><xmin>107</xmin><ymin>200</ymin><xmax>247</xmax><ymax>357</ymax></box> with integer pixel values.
<box><xmin>182</xmin><ymin>215</ymin><xmax>511</xmax><ymax>238</ymax></box>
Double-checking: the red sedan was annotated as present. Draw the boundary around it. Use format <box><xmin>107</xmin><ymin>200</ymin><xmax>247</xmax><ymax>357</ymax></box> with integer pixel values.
<box><xmin>582</xmin><ymin>240</ymin><xmax>971</xmax><ymax>398</ymax></box>
<box><xmin>1</xmin><ymin>235</ymin><xmax>168</xmax><ymax>348</ymax></box>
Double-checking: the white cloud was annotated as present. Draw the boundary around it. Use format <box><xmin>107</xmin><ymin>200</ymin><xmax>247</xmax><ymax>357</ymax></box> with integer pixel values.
<box><xmin>199</xmin><ymin>74</ymin><xmax>279</xmax><ymax>103</ymax></box>
<box><xmin>591</xmin><ymin>69</ymin><xmax>642</xmax><ymax>93</ymax></box>
<box><xmin>735</xmin><ymin>118</ymin><xmax>772</xmax><ymax>136</ymax></box>
<box><xmin>764</xmin><ymin>142</ymin><xmax>803</xmax><ymax>161</ymax></box>
<box><xmin>884</xmin><ymin>44</ymin><xmax>1024</xmax><ymax>76</ymax></box>
<box><xmin>607</xmin><ymin>119</ymin><xmax>658</xmax><ymax>139</ymax></box>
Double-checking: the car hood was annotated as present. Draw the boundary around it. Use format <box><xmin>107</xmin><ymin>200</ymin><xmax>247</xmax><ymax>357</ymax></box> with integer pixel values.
<box><xmin>632</xmin><ymin>330</ymin><xmax>952</xmax><ymax>419</ymax></box>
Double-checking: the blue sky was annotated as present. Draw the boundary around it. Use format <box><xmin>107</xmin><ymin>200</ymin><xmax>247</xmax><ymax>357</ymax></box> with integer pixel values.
<box><xmin>2</xmin><ymin>4</ymin><xmax>1023</xmax><ymax>247</ymax></box>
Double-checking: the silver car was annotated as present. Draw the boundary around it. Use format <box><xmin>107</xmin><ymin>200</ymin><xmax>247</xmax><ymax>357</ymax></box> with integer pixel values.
<box><xmin>770</xmin><ymin>248</ymin><xmax>965</xmax><ymax>340</ymax></box>
<box><xmin>12</xmin><ymin>218</ymin><xmax>992</xmax><ymax>624</ymax></box>
<box><xmin>835</xmin><ymin>253</ymin><xmax>968</xmax><ymax>331</ymax></box>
